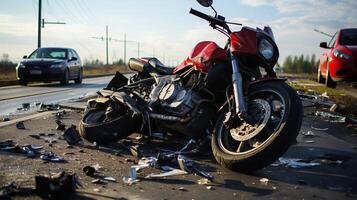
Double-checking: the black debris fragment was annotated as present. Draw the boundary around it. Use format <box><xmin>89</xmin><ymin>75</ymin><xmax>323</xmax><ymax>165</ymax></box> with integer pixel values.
<box><xmin>83</xmin><ymin>166</ymin><xmax>96</xmax><ymax>176</ymax></box>
<box><xmin>16</xmin><ymin>121</ymin><xmax>25</xmax><ymax>129</ymax></box>
<box><xmin>62</xmin><ymin>125</ymin><xmax>82</xmax><ymax>145</ymax></box>
<box><xmin>55</xmin><ymin>120</ymin><xmax>66</xmax><ymax>131</ymax></box>
<box><xmin>40</xmin><ymin>152</ymin><xmax>65</xmax><ymax>163</ymax></box>
<box><xmin>35</xmin><ymin>172</ymin><xmax>77</xmax><ymax>200</ymax></box>
<box><xmin>0</xmin><ymin>182</ymin><xmax>34</xmax><ymax>198</ymax></box>
<box><xmin>0</xmin><ymin>141</ymin><xmax>39</xmax><ymax>158</ymax></box>
<box><xmin>22</xmin><ymin>103</ymin><xmax>30</xmax><ymax>110</ymax></box>
<box><xmin>39</xmin><ymin>103</ymin><xmax>60</xmax><ymax>112</ymax></box>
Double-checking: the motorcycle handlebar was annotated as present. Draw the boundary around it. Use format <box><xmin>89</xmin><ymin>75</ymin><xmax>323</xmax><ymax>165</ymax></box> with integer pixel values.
<box><xmin>189</xmin><ymin>8</ymin><xmax>230</xmax><ymax>33</ymax></box>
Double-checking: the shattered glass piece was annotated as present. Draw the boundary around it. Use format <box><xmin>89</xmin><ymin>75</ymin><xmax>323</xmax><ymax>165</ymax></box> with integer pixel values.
<box><xmin>315</xmin><ymin>111</ymin><xmax>346</xmax><ymax>123</ymax></box>
<box><xmin>302</xmin><ymin>131</ymin><xmax>315</xmax><ymax>136</ymax></box>
<box><xmin>103</xmin><ymin>177</ymin><xmax>116</xmax><ymax>182</ymax></box>
<box><xmin>91</xmin><ymin>179</ymin><xmax>107</xmax><ymax>184</ymax></box>
<box><xmin>40</xmin><ymin>152</ymin><xmax>65</xmax><ymax>162</ymax></box>
<box><xmin>206</xmin><ymin>186</ymin><xmax>213</xmax><ymax>190</ymax></box>
<box><xmin>259</xmin><ymin>178</ymin><xmax>269</xmax><ymax>184</ymax></box>
<box><xmin>311</xmin><ymin>126</ymin><xmax>328</xmax><ymax>131</ymax></box>
<box><xmin>272</xmin><ymin>157</ymin><xmax>320</xmax><ymax>168</ymax></box>
<box><xmin>122</xmin><ymin>176</ymin><xmax>140</xmax><ymax>185</ymax></box>
<box><xmin>145</xmin><ymin>168</ymin><xmax>187</xmax><ymax>179</ymax></box>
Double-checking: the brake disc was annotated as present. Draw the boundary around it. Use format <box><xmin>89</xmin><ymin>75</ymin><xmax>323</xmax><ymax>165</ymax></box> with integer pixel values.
<box><xmin>230</xmin><ymin>99</ymin><xmax>271</xmax><ymax>142</ymax></box>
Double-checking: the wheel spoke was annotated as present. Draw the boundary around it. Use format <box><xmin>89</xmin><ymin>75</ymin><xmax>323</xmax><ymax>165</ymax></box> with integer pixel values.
<box><xmin>236</xmin><ymin>141</ymin><xmax>244</xmax><ymax>152</ymax></box>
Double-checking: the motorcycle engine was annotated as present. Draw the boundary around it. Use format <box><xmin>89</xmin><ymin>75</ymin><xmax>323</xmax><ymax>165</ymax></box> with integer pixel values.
<box><xmin>157</xmin><ymin>83</ymin><xmax>198</xmax><ymax>117</ymax></box>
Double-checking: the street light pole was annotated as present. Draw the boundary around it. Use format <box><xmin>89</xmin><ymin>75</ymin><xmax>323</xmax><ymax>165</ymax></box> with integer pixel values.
<box><xmin>38</xmin><ymin>0</ymin><xmax>42</xmax><ymax>48</ymax></box>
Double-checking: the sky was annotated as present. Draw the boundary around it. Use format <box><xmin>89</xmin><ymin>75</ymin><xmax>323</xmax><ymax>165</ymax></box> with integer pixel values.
<box><xmin>0</xmin><ymin>0</ymin><xmax>356</xmax><ymax>65</ymax></box>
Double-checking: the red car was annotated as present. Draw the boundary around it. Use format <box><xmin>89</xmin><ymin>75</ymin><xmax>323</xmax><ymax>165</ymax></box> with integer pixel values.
<box><xmin>318</xmin><ymin>28</ymin><xmax>357</xmax><ymax>88</ymax></box>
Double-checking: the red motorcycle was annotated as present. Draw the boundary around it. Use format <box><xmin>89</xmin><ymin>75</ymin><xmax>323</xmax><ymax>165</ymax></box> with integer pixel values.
<box><xmin>79</xmin><ymin>0</ymin><xmax>303</xmax><ymax>172</ymax></box>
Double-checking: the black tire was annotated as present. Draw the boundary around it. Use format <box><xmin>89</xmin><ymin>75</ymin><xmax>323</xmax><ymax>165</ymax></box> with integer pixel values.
<box><xmin>211</xmin><ymin>82</ymin><xmax>303</xmax><ymax>172</ymax></box>
<box><xmin>74</xmin><ymin>69</ymin><xmax>83</xmax><ymax>84</ymax></box>
<box><xmin>79</xmin><ymin>108</ymin><xmax>141</xmax><ymax>144</ymax></box>
<box><xmin>60</xmin><ymin>68</ymin><xmax>69</xmax><ymax>85</ymax></box>
<box><xmin>19</xmin><ymin>80</ymin><xmax>28</xmax><ymax>86</ymax></box>
<box><xmin>325</xmin><ymin>66</ymin><xmax>336</xmax><ymax>88</ymax></box>
<box><xmin>317</xmin><ymin>65</ymin><xmax>325</xmax><ymax>84</ymax></box>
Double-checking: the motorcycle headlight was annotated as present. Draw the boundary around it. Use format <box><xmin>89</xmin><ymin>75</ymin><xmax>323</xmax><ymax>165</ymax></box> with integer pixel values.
<box><xmin>333</xmin><ymin>49</ymin><xmax>351</xmax><ymax>60</ymax></box>
<box><xmin>50</xmin><ymin>63</ymin><xmax>65</xmax><ymax>68</ymax></box>
<box><xmin>258</xmin><ymin>39</ymin><xmax>274</xmax><ymax>61</ymax></box>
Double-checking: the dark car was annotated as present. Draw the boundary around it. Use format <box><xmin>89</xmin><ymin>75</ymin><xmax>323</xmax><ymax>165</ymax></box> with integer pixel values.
<box><xmin>318</xmin><ymin>28</ymin><xmax>357</xmax><ymax>88</ymax></box>
<box><xmin>16</xmin><ymin>47</ymin><xmax>83</xmax><ymax>86</ymax></box>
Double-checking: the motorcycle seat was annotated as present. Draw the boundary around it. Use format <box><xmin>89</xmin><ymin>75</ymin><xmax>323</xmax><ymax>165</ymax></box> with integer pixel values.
<box><xmin>148</xmin><ymin>57</ymin><xmax>173</xmax><ymax>75</ymax></box>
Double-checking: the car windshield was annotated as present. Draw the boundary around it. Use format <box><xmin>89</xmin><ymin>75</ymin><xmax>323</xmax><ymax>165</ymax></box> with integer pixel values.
<box><xmin>339</xmin><ymin>29</ymin><xmax>357</xmax><ymax>46</ymax></box>
<box><xmin>29</xmin><ymin>48</ymin><xmax>68</xmax><ymax>59</ymax></box>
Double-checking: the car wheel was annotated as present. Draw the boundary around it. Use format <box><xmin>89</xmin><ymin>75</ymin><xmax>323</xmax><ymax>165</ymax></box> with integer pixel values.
<box><xmin>325</xmin><ymin>65</ymin><xmax>336</xmax><ymax>88</ymax></box>
<box><xmin>60</xmin><ymin>68</ymin><xmax>69</xmax><ymax>85</ymax></box>
<box><xmin>317</xmin><ymin>65</ymin><xmax>325</xmax><ymax>84</ymax></box>
<box><xmin>74</xmin><ymin>69</ymin><xmax>83</xmax><ymax>84</ymax></box>
<box><xmin>19</xmin><ymin>80</ymin><xmax>28</xmax><ymax>86</ymax></box>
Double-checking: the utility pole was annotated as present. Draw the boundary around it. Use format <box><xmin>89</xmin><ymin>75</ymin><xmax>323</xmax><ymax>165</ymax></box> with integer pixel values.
<box><xmin>124</xmin><ymin>33</ymin><xmax>127</xmax><ymax>64</ymax></box>
<box><xmin>91</xmin><ymin>25</ymin><xmax>111</xmax><ymax>65</ymax></box>
<box><xmin>38</xmin><ymin>0</ymin><xmax>42</xmax><ymax>48</ymax></box>
<box><xmin>111</xmin><ymin>35</ymin><xmax>138</xmax><ymax>64</ymax></box>
<box><xmin>37</xmin><ymin>0</ymin><xmax>65</xmax><ymax>48</ymax></box>
<box><xmin>106</xmin><ymin>25</ymin><xmax>109</xmax><ymax>65</ymax></box>
<box><xmin>137</xmin><ymin>42</ymin><xmax>140</xmax><ymax>58</ymax></box>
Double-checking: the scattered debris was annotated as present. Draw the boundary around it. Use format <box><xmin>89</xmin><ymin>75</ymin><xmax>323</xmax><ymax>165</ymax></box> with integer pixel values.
<box><xmin>329</xmin><ymin>104</ymin><xmax>338</xmax><ymax>112</ymax></box>
<box><xmin>40</xmin><ymin>152</ymin><xmax>65</xmax><ymax>163</ymax></box>
<box><xmin>198</xmin><ymin>178</ymin><xmax>210</xmax><ymax>185</ymax></box>
<box><xmin>35</xmin><ymin>171</ymin><xmax>77</xmax><ymax>199</ymax></box>
<box><xmin>0</xmin><ymin>141</ymin><xmax>38</xmax><ymax>158</ymax></box>
<box><xmin>93</xmin><ymin>188</ymin><xmax>100</xmax><ymax>192</ymax></box>
<box><xmin>91</xmin><ymin>179</ymin><xmax>107</xmax><ymax>185</ymax></box>
<box><xmin>103</xmin><ymin>177</ymin><xmax>116</xmax><ymax>182</ymax></box>
<box><xmin>16</xmin><ymin>121</ymin><xmax>25</xmax><ymax>129</ymax></box>
<box><xmin>311</xmin><ymin>126</ymin><xmax>329</xmax><ymax>131</ymax></box>
<box><xmin>271</xmin><ymin>157</ymin><xmax>320</xmax><ymax>168</ymax></box>
<box><xmin>145</xmin><ymin>168</ymin><xmax>187</xmax><ymax>179</ymax></box>
<box><xmin>304</xmin><ymin>140</ymin><xmax>315</xmax><ymax>143</ymax></box>
<box><xmin>62</xmin><ymin>125</ymin><xmax>82</xmax><ymax>145</ymax></box>
<box><xmin>56</xmin><ymin>120</ymin><xmax>66</xmax><ymax>131</ymax></box>
<box><xmin>1</xmin><ymin>117</ymin><xmax>11</xmax><ymax>122</ymax></box>
<box><xmin>0</xmin><ymin>182</ymin><xmax>34</xmax><ymax>198</ymax></box>
<box><xmin>315</xmin><ymin>111</ymin><xmax>346</xmax><ymax>123</ymax></box>
<box><xmin>39</xmin><ymin>103</ymin><xmax>60</xmax><ymax>112</ymax></box>
<box><xmin>130</xmin><ymin>145</ymin><xmax>143</xmax><ymax>158</ymax></box>
<box><xmin>83</xmin><ymin>166</ymin><xmax>96</xmax><ymax>176</ymax></box>
<box><xmin>206</xmin><ymin>186</ymin><xmax>213</xmax><ymax>190</ymax></box>
<box><xmin>178</xmin><ymin>187</ymin><xmax>187</xmax><ymax>191</ymax></box>
<box><xmin>259</xmin><ymin>178</ymin><xmax>269</xmax><ymax>184</ymax></box>
<box><xmin>302</xmin><ymin>131</ymin><xmax>315</xmax><ymax>137</ymax></box>
<box><xmin>22</xmin><ymin>103</ymin><xmax>30</xmax><ymax>110</ymax></box>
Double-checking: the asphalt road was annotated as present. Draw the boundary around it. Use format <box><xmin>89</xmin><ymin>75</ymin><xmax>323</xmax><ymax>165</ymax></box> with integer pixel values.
<box><xmin>0</xmin><ymin>76</ymin><xmax>115</xmax><ymax>117</ymax></box>
<box><xmin>0</xmin><ymin>108</ymin><xmax>356</xmax><ymax>200</ymax></box>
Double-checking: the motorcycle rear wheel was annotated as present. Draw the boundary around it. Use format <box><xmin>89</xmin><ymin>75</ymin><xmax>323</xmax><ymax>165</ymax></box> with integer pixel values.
<box><xmin>79</xmin><ymin>108</ymin><xmax>140</xmax><ymax>144</ymax></box>
<box><xmin>211</xmin><ymin>81</ymin><xmax>303</xmax><ymax>172</ymax></box>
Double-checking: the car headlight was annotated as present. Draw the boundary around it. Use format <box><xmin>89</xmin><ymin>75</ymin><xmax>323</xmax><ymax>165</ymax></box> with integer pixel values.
<box><xmin>333</xmin><ymin>50</ymin><xmax>351</xmax><ymax>60</ymax></box>
<box><xmin>50</xmin><ymin>63</ymin><xmax>65</xmax><ymax>68</ymax></box>
<box><xmin>17</xmin><ymin>63</ymin><xmax>25</xmax><ymax>69</ymax></box>
<box><xmin>258</xmin><ymin>39</ymin><xmax>274</xmax><ymax>61</ymax></box>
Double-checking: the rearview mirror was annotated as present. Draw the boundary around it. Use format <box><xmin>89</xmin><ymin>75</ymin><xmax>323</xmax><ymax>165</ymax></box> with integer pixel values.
<box><xmin>196</xmin><ymin>0</ymin><xmax>213</xmax><ymax>7</ymax></box>
<box><xmin>23</xmin><ymin>55</ymin><xmax>27</xmax><ymax>59</ymax></box>
<box><xmin>70</xmin><ymin>57</ymin><xmax>78</xmax><ymax>61</ymax></box>
<box><xmin>319</xmin><ymin>42</ymin><xmax>329</xmax><ymax>49</ymax></box>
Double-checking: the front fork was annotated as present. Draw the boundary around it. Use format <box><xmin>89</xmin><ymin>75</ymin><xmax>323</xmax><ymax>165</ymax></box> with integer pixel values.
<box><xmin>230</xmin><ymin>51</ymin><xmax>247</xmax><ymax>115</ymax></box>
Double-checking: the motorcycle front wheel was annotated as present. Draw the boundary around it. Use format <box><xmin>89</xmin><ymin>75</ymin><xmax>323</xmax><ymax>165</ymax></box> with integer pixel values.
<box><xmin>211</xmin><ymin>81</ymin><xmax>303</xmax><ymax>172</ymax></box>
<box><xmin>79</xmin><ymin>108</ymin><xmax>141</xmax><ymax>144</ymax></box>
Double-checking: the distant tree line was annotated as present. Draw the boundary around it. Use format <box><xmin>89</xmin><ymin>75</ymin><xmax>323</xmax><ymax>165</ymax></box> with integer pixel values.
<box><xmin>83</xmin><ymin>58</ymin><xmax>125</xmax><ymax>67</ymax></box>
<box><xmin>0</xmin><ymin>53</ymin><xmax>16</xmax><ymax>70</ymax></box>
<box><xmin>282</xmin><ymin>54</ymin><xmax>319</xmax><ymax>74</ymax></box>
